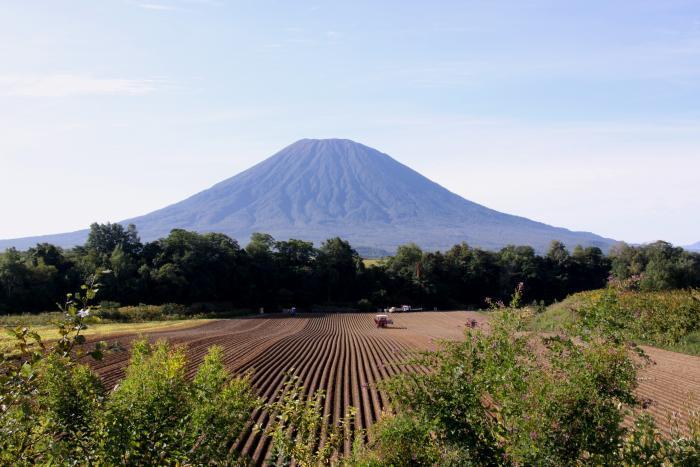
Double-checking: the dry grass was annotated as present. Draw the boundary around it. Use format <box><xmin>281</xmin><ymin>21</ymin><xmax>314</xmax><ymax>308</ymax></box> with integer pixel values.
<box><xmin>362</xmin><ymin>258</ymin><xmax>387</xmax><ymax>268</ymax></box>
<box><xmin>0</xmin><ymin>319</ymin><xmax>213</xmax><ymax>353</ymax></box>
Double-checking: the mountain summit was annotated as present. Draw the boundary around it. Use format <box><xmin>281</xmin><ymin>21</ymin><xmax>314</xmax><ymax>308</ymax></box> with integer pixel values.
<box><xmin>0</xmin><ymin>139</ymin><xmax>615</xmax><ymax>252</ymax></box>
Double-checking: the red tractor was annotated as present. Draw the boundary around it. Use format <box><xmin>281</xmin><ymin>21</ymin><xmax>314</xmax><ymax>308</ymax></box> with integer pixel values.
<box><xmin>374</xmin><ymin>314</ymin><xmax>394</xmax><ymax>328</ymax></box>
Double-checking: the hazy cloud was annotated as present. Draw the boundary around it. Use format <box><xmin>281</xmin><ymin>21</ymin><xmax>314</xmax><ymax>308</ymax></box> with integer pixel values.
<box><xmin>134</xmin><ymin>0</ymin><xmax>222</xmax><ymax>9</ymax></box>
<box><xmin>137</xmin><ymin>3</ymin><xmax>177</xmax><ymax>11</ymax></box>
<box><xmin>0</xmin><ymin>74</ymin><xmax>162</xmax><ymax>97</ymax></box>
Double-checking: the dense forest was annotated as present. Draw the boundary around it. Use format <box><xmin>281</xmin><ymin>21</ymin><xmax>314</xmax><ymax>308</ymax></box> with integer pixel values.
<box><xmin>1</xmin><ymin>223</ymin><xmax>699</xmax><ymax>314</ymax></box>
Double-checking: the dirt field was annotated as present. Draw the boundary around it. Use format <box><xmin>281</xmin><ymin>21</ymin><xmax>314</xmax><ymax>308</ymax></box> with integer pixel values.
<box><xmin>89</xmin><ymin>311</ymin><xmax>700</xmax><ymax>464</ymax></box>
<box><xmin>636</xmin><ymin>345</ymin><xmax>700</xmax><ymax>434</ymax></box>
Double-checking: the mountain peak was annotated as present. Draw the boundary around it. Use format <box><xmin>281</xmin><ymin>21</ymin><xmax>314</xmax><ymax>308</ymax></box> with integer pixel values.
<box><xmin>0</xmin><ymin>139</ymin><xmax>616</xmax><ymax>253</ymax></box>
<box><xmin>281</xmin><ymin>138</ymin><xmax>378</xmax><ymax>157</ymax></box>
<box><xmin>292</xmin><ymin>137</ymin><xmax>364</xmax><ymax>146</ymax></box>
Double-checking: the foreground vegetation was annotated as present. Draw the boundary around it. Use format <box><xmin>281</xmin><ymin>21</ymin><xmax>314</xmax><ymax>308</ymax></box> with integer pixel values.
<box><xmin>265</xmin><ymin>287</ymin><xmax>700</xmax><ymax>465</ymax></box>
<box><xmin>2</xmin><ymin>278</ymin><xmax>699</xmax><ymax>465</ymax></box>
<box><xmin>2</xmin><ymin>222</ymin><xmax>698</xmax><ymax>315</ymax></box>
<box><xmin>0</xmin><ymin>276</ymin><xmax>258</xmax><ymax>465</ymax></box>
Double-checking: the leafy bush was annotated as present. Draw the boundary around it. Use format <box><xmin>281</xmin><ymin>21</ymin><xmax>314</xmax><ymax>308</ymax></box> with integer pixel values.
<box><xmin>188</xmin><ymin>347</ymin><xmax>259</xmax><ymax>463</ymax></box>
<box><xmin>2</xmin><ymin>338</ymin><xmax>258</xmax><ymax>465</ymax></box>
<box><xmin>0</xmin><ymin>311</ymin><xmax>65</xmax><ymax>327</ymax></box>
<box><xmin>102</xmin><ymin>340</ymin><xmax>258</xmax><ymax>465</ymax></box>
<box><xmin>619</xmin><ymin>415</ymin><xmax>700</xmax><ymax>465</ymax></box>
<box><xmin>161</xmin><ymin>302</ymin><xmax>187</xmax><ymax>316</ymax></box>
<box><xmin>36</xmin><ymin>354</ymin><xmax>105</xmax><ymax>462</ymax></box>
<box><xmin>384</xmin><ymin>321</ymin><xmax>635</xmax><ymax>462</ymax></box>
<box><xmin>532</xmin><ymin>287</ymin><xmax>700</xmax><ymax>352</ymax></box>
<box><xmin>0</xmin><ymin>273</ymin><xmax>108</xmax><ymax>464</ymax></box>
<box><xmin>102</xmin><ymin>339</ymin><xmax>191</xmax><ymax>463</ymax></box>
<box><xmin>1</xmin><ymin>276</ymin><xmax>258</xmax><ymax>465</ymax></box>
<box><xmin>99</xmin><ymin>303</ymin><xmax>166</xmax><ymax>322</ymax></box>
<box><xmin>355</xmin><ymin>413</ymin><xmax>443</xmax><ymax>466</ymax></box>
<box><xmin>355</xmin><ymin>286</ymin><xmax>700</xmax><ymax>465</ymax></box>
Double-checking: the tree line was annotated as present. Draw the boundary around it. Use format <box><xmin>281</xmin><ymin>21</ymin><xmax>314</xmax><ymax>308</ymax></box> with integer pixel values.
<box><xmin>1</xmin><ymin>222</ymin><xmax>699</xmax><ymax>314</ymax></box>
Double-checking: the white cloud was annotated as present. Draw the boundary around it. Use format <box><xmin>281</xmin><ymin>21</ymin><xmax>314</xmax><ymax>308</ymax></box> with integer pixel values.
<box><xmin>0</xmin><ymin>74</ymin><xmax>162</xmax><ymax>97</ymax></box>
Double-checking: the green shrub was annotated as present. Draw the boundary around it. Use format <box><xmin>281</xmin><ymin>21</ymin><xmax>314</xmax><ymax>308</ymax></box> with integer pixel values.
<box><xmin>36</xmin><ymin>354</ymin><xmax>105</xmax><ymax>463</ymax></box>
<box><xmin>370</xmin><ymin>288</ymin><xmax>640</xmax><ymax>465</ymax></box>
<box><xmin>533</xmin><ymin>287</ymin><xmax>700</xmax><ymax>352</ymax></box>
<box><xmin>619</xmin><ymin>415</ymin><xmax>700</xmax><ymax>465</ymax></box>
<box><xmin>102</xmin><ymin>340</ymin><xmax>258</xmax><ymax>465</ymax></box>
<box><xmin>356</xmin><ymin>286</ymin><xmax>700</xmax><ymax>465</ymax></box>
<box><xmin>102</xmin><ymin>339</ymin><xmax>191</xmax><ymax>464</ymax></box>
<box><xmin>97</xmin><ymin>303</ymin><xmax>170</xmax><ymax>322</ymax></box>
<box><xmin>356</xmin><ymin>413</ymin><xmax>443</xmax><ymax>466</ymax></box>
<box><xmin>188</xmin><ymin>346</ymin><xmax>259</xmax><ymax>464</ymax></box>
<box><xmin>0</xmin><ymin>311</ymin><xmax>65</xmax><ymax>327</ymax></box>
<box><xmin>161</xmin><ymin>302</ymin><xmax>187</xmax><ymax>316</ymax></box>
<box><xmin>1</xmin><ymin>273</ymin><xmax>260</xmax><ymax>465</ymax></box>
<box><xmin>0</xmin><ymin>273</ymin><xmax>108</xmax><ymax>464</ymax></box>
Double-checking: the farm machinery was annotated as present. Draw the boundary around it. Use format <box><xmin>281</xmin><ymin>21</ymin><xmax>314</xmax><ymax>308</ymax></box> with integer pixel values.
<box><xmin>374</xmin><ymin>314</ymin><xmax>394</xmax><ymax>328</ymax></box>
<box><xmin>384</xmin><ymin>304</ymin><xmax>422</xmax><ymax>313</ymax></box>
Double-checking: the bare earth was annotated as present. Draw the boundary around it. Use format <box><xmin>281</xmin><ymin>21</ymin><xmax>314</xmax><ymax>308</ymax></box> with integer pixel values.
<box><xmin>88</xmin><ymin>311</ymin><xmax>700</xmax><ymax>464</ymax></box>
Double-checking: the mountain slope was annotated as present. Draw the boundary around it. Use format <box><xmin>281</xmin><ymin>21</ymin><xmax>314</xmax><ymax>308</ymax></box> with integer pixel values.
<box><xmin>685</xmin><ymin>241</ymin><xmax>700</xmax><ymax>252</ymax></box>
<box><xmin>0</xmin><ymin>139</ymin><xmax>615</xmax><ymax>252</ymax></box>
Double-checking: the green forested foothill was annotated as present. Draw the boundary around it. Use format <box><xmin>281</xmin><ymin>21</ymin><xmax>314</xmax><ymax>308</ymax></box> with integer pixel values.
<box><xmin>1</xmin><ymin>223</ymin><xmax>699</xmax><ymax>314</ymax></box>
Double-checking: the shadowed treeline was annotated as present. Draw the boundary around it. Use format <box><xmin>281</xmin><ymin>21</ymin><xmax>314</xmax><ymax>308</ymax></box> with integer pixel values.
<box><xmin>1</xmin><ymin>223</ymin><xmax>699</xmax><ymax>314</ymax></box>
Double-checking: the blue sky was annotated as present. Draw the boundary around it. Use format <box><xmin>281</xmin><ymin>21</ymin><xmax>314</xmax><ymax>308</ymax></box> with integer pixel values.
<box><xmin>1</xmin><ymin>0</ymin><xmax>698</xmax><ymax>245</ymax></box>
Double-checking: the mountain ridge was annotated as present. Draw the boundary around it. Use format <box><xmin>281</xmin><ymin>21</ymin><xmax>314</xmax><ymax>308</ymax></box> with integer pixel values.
<box><xmin>0</xmin><ymin>138</ymin><xmax>616</xmax><ymax>253</ymax></box>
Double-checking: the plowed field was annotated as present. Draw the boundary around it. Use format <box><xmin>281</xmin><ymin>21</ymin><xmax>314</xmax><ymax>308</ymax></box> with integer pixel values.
<box><xmin>90</xmin><ymin>311</ymin><xmax>700</xmax><ymax>464</ymax></box>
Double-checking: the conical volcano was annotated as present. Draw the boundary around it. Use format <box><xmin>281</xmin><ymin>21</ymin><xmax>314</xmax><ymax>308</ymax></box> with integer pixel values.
<box><xmin>0</xmin><ymin>139</ymin><xmax>615</xmax><ymax>252</ymax></box>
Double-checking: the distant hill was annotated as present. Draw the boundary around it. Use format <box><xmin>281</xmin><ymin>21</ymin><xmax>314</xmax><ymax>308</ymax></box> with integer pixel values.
<box><xmin>0</xmin><ymin>138</ymin><xmax>616</xmax><ymax>253</ymax></box>
<box><xmin>685</xmin><ymin>241</ymin><xmax>700</xmax><ymax>252</ymax></box>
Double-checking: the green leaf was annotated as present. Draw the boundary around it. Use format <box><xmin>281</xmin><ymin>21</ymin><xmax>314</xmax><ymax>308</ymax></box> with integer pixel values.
<box><xmin>20</xmin><ymin>361</ymin><xmax>33</xmax><ymax>378</ymax></box>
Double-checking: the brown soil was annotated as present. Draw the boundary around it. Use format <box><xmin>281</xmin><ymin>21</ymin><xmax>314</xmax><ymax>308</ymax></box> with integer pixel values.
<box><xmin>636</xmin><ymin>345</ymin><xmax>700</xmax><ymax>434</ymax></box>
<box><xmin>89</xmin><ymin>311</ymin><xmax>700</xmax><ymax>464</ymax></box>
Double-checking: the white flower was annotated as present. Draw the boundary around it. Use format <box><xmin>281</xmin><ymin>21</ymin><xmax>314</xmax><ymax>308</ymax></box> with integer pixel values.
<box><xmin>77</xmin><ymin>309</ymin><xmax>90</xmax><ymax>318</ymax></box>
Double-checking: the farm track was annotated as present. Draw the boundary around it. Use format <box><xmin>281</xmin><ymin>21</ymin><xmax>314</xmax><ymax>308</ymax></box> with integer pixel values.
<box><xmin>89</xmin><ymin>311</ymin><xmax>700</xmax><ymax>464</ymax></box>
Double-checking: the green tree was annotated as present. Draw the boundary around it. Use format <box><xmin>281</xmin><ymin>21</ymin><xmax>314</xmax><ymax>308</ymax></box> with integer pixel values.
<box><xmin>0</xmin><ymin>248</ymin><xmax>30</xmax><ymax>310</ymax></box>
<box><xmin>86</xmin><ymin>222</ymin><xmax>142</xmax><ymax>259</ymax></box>
<box><xmin>317</xmin><ymin>237</ymin><xmax>362</xmax><ymax>302</ymax></box>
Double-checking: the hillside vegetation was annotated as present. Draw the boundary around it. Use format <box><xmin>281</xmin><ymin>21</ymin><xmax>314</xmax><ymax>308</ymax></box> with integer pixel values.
<box><xmin>531</xmin><ymin>286</ymin><xmax>700</xmax><ymax>355</ymax></box>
